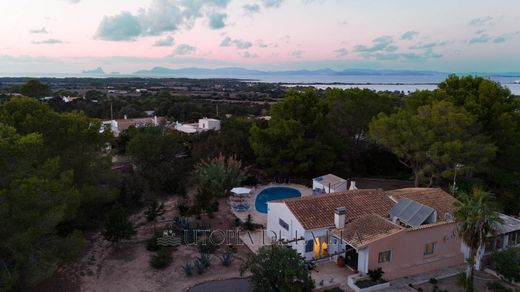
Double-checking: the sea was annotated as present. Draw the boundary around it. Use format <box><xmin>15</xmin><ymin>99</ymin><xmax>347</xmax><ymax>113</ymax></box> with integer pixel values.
<box><xmin>242</xmin><ymin>75</ymin><xmax>520</xmax><ymax>95</ymax></box>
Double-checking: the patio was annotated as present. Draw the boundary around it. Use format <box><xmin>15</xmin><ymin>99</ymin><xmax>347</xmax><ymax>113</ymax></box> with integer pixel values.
<box><xmin>311</xmin><ymin>261</ymin><xmax>355</xmax><ymax>291</ymax></box>
<box><xmin>230</xmin><ymin>183</ymin><xmax>312</xmax><ymax>228</ymax></box>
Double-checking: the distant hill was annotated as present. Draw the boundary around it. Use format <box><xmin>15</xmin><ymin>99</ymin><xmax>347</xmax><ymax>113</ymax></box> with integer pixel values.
<box><xmin>81</xmin><ymin>67</ymin><xmax>105</xmax><ymax>75</ymax></box>
<box><xmin>133</xmin><ymin>66</ymin><xmax>446</xmax><ymax>77</ymax></box>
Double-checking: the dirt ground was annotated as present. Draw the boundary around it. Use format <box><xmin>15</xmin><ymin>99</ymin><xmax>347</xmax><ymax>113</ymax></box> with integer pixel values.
<box><xmin>37</xmin><ymin>195</ymin><xmax>253</xmax><ymax>292</ymax></box>
<box><xmin>413</xmin><ymin>270</ymin><xmax>518</xmax><ymax>292</ymax></box>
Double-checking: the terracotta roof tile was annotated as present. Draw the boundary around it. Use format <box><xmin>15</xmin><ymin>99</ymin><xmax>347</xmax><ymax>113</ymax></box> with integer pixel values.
<box><xmin>385</xmin><ymin>188</ymin><xmax>458</xmax><ymax>222</ymax></box>
<box><xmin>282</xmin><ymin>189</ymin><xmax>395</xmax><ymax>230</ymax></box>
<box><xmin>330</xmin><ymin>214</ymin><xmax>403</xmax><ymax>249</ymax></box>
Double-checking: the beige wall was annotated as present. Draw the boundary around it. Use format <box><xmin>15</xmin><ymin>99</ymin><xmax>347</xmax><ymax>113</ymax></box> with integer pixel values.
<box><xmin>365</xmin><ymin>222</ymin><xmax>464</xmax><ymax>280</ymax></box>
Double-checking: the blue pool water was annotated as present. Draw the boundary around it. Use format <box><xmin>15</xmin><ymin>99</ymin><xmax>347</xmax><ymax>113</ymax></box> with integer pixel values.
<box><xmin>255</xmin><ymin>187</ymin><xmax>302</xmax><ymax>213</ymax></box>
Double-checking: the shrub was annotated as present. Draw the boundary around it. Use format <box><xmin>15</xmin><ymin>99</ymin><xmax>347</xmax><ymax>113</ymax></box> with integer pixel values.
<box><xmin>243</xmin><ymin>214</ymin><xmax>257</xmax><ymax>231</ymax></box>
<box><xmin>429</xmin><ymin>278</ymin><xmax>438</xmax><ymax>285</ymax></box>
<box><xmin>367</xmin><ymin>267</ymin><xmax>384</xmax><ymax>282</ymax></box>
<box><xmin>492</xmin><ymin>247</ymin><xmax>520</xmax><ymax>282</ymax></box>
<box><xmin>455</xmin><ymin>272</ymin><xmax>467</xmax><ymax>290</ymax></box>
<box><xmin>233</xmin><ymin>218</ymin><xmax>242</xmax><ymax>227</ymax></box>
<box><xmin>145</xmin><ymin>233</ymin><xmax>160</xmax><ymax>252</ymax></box>
<box><xmin>487</xmin><ymin>281</ymin><xmax>512</xmax><ymax>292</ymax></box>
<box><xmin>198</xmin><ymin>239</ymin><xmax>219</xmax><ymax>254</ymax></box>
<box><xmin>195</xmin><ymin>260</ymin><xmax>205</xmax><ymax>275</ymax></box>
<box><xmin>221</xmin><ymin>251</ymin><xmax>234</xmax><ymax>267</ymax></box>
<box><xmin>197</xmin><ymin>253</ymin><xmax>211</xmax><ymax>269</ymax></box>
<box><xmin>182</xmin><ymin>262</ymin><xmax>193</xmax><ymax>276</ymax></box>
<box><xmin>177</xmin><ymin>199</ymin><xmax>191</xmax><ymax>217</ymax></box>
<box><xmin>150</xmin><ymin>248</ymin><xmax>173</xmax><ymax>269</ymax></box>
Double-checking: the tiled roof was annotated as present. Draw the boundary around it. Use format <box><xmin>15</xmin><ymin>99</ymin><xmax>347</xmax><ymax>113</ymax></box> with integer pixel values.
<box><xmin>330</xmin><ymin>214</ymin><xmax>403</xmax><ymax>249</ymax></box>
<box><xmin>115</xmin><ymin>117</ymin><xmax>165</xmax><ymax>131</ymax></box>
<box><xmin>282</xmin><ymin>189</ymin><xmax>395</xmax><ymax>230</ymax></box>
<box><xmin>385</xmin><ymin>188</ymin><xmax>458</xmax><ymax>222</ymax></box>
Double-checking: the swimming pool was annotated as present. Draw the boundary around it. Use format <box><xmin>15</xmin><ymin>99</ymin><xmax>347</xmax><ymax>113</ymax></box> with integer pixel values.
<box><xmin>255</xmin><ymin>187</ymin><xmax>302</xmax><ymax>213</ymax></box>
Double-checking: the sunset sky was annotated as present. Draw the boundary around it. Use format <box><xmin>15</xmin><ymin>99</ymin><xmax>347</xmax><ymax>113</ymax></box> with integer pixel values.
<box><xmin>1</xmin><ymin>0</ymin><xmax>520</xmax><ymax>74</ymax></box>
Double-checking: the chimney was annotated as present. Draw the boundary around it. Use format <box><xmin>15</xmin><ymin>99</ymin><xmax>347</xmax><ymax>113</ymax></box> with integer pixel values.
<box><xmin>124</xmin><ymin>114</ymin><xmax>127</xmax><ymax>120</ymax></box>
<box><xmin>154</xmin><ymin>115</ymin><xmax>158</xmax><ymax>126</ymax></box>
<box><xmin>349</xmin><ymin>181</ymin><xmax>358</xmax><ymax>190</ymax></box>
<box><xmin>334</xmin><ymin>207</ymin><xmax>346</xmax><ymax>229</ymax></box>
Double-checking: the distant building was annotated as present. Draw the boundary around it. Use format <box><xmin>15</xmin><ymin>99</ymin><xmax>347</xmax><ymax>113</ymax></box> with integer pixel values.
<box><xmin>174</xmin><ymin>117</ymin><xmax>221</xmax><ymax>134</ymax></box>
<box><xmin>101</xmin><ymin>116</ymin><xmax>165</xmax><ymax>136</ymax></box>
<box><xmin>313</xmin><ymin>174</ymin><xmax>348</xmax><ymax>194</ymax></box>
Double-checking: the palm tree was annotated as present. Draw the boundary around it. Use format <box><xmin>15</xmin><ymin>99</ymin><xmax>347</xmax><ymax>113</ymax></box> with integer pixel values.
<box><xmin>454</xmin><ymin>188</ymin><xmax>503</xmax><ymax>291</ymax></box>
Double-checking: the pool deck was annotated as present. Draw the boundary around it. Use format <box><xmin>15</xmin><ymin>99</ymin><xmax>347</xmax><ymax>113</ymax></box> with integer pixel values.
<box><xmin>230</xmin><ymin>183</ymin><xmax>312</xmax><ymax>227</ymax></box>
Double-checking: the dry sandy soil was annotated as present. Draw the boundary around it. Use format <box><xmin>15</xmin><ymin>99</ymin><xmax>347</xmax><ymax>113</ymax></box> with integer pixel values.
<box><xmin>38</xmin><ymin>195</ymin><xmax>253</xmax><ymax>292</ymax></box>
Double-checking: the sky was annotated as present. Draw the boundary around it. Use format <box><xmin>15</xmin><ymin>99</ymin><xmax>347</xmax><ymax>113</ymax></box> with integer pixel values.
<box><xmin>1</xmin><ymin>0</ymin><xmax>520</xmax><ymax>75</ymax></box>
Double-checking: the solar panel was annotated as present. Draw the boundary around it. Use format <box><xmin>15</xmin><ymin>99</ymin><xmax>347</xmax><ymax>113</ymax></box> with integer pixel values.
<box><xmin>388</xmin><ymin>198</ymin><xmax>436</xmax><ymax>227</ymax></box>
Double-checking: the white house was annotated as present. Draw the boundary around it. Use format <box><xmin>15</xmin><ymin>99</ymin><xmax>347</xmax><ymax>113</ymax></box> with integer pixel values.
<box><xmin>266</xmin><ymin>188</ymin><xmax>467</xmax><ymax>280</ymax></box>
<box><xmin>101</xmin><ymin>116</ymin><xmax>163</xmax><ymax>136</ymax></box>
<box><xmin>312</xmin><ymin>174</ymin><xmax>348</xmax><ymax>194</ymax></box>
<box><xmin>174</xmin><ymin>117</ymin><xmax>221</xmax><ymax>134</ymax></box>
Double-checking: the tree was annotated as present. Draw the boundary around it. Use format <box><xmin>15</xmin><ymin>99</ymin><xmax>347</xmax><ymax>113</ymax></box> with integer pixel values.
<box><xmin>454</xmin><ymin>188</ymin><xmax>503</xmax><ymax>292</ymax></box>
<box><xmin>20</xmin><ymin>80</ymin><xmax>51</xmax><ymax>98</ymax></box>
<box><xmin>250</xmin><ymin>89</ymin><xmax>335</xmax><ymax>176</ymax></box>
<box><xmin>438</xmin><ymin>75</ymin><xmax>520</xmax><ymax>213</ymax></box>
<box><xmin>195</xmin><ymin>155</ymin><xmax>245</xmax><ymax>215</ymax></box>
<box><xmin>0</xmin><ymin>124</ymin><xmax>84</xmax><ymax>289</ymax></box>
<box><xmin>240</xmin><ymin>245</ymin><xmax>314</xmax><ymax>292</ymax></box>
<box><xmin>102</xmin><ymin>204</ymin><xmax>136</xmax><ymax>244</ymax></box>
<box><xmin>369</xmin><ymin>100</ymin><xmax>496</xmax><ymax>187</ymax></box>
<box><xmin>127</xmin><ymin>127</ymin><xmax>189</xmax><ymax>192</ymax></box>
<box><xmin>1</xmin><ymin>97</ymin><xmax>118</xmax><ymax>228</ymax></box>
<box><xmin>324</xmin><ymin>88</ymin><xmax>399</xmax><ymax>174</ymax></box>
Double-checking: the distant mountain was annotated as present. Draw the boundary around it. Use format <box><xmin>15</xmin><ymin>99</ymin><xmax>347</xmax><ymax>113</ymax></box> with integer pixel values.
<box><xmin>82</xmin><ymin>67</ymin><xmax>105</xmax><ymax>75</ymax></box>
<box><xmin>133</xmin><ymin>66</ymin><xmax>446</xmax><ymax>77</ymax></box>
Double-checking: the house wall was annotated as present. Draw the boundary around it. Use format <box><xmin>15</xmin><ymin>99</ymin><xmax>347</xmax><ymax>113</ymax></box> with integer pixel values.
<box><xmin>266</xmin><ymin>202</ymin><xmax>307</xmax><ymax>256</ymax></box>
<box><xmin>364</xmin><ymin>222</ymin><xmax>464</xmax><ymax>280</ymax></box>
<box><xmin>312</xmin><ymin>180</ymin><xmax>347</xmax><ymax>193</ymax></box>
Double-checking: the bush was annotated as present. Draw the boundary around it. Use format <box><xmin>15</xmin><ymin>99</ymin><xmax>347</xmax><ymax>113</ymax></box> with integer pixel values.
<box><xmin>195</xmin><ymin>260</ymin><xmax>205</xmax><ymax>275</ymax></box>
<box><xmin>197</xmin><ymin>253</ymin><xmax>211</xmax><ymax>269</ymax></box>
<box><xmin>429</xmin><ymin>278</ymin><xmax>438</xmax><ymax>285</ymax></box>
<box><xmin>221</xmin><ymin>251</ymin><xmax>234</xmax><ymax>267</ymax></box>
<box><xmin>243</xmin><ymin>214</ymin><xmax>257</xmax><ymax>231</ymax></box>
<box><xmin>150</xmin><ymin>248</ymin><xmax>173</xmax><ymax>269</ymax></box>
<box><xmin>234</xmin><ymin>218</ymin><xmax>242</xmax><ymax>227</ymax></box>
<box><xmin>145</xmin><ymin>233</ymin><xmax>160</xmax><ymax>252</ymax></box>
<box><xmin>198</xmin><ymin>238</ymin><xmax>219</xmax><ymax>254</ymax></box>
<box><xmin>487</xmin><ymin>281</ymin><xmax>512</xmax><ymax>292</ymax></box>
<box><xmin>182</xmin><ymin>261</ymin><xmax>193</xmax><ymax>276</ymax></box>
<box><xmin>492</xmin><ymin>247</ymin><xmax>520</xmax><ymax>282</ymax></box>
<box><xmin>367</xmin><ymin>267</ymin><xmax>384</xmax><ymax>282</ymax></box>
<box><xmin>177</xmin><ymin>199</ymin><xmax>191</xmax><ymax>217</ymax></box>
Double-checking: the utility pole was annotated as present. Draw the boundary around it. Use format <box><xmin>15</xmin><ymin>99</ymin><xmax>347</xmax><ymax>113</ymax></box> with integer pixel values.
<box><xmin>110</xmin><ymin>102</ymin><xmax>113</xmax><ymax>120</ymax></box>
<box><xmin>216</xmin><ymin>103</ymin><xmax>219</xmax><ymax>117</ymax></box>
<box><xmin>452</xmin><ymin>163</ymin><xmax>463</xmax><ymax>195</ymax></box>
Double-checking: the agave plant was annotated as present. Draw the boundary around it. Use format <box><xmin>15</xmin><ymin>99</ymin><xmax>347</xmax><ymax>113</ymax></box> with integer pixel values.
<box><xmin>197</xmin><ymin>253</ymin><xmax>211</xmax><ymax>268</ymax></box>
<box><xmin>195</xmin><ymin>260</ymin><xmax>205</xmax><ymax>275</ymax></box>
<box><xmin>181</xmin><ymin>261</ymin><xmax>193</xmax><ymax>276</ymax></box>
<box><xmin>221</xmin><ymin>251</ymin><xmax>234</xmax><ymax>267</ymax></box>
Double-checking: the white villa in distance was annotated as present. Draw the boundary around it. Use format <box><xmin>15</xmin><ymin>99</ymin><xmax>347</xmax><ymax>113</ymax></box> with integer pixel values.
<box><xmin>174</xmin><ymin>117</ymin><xmax>221</xmax><ymax>134</ymax></box>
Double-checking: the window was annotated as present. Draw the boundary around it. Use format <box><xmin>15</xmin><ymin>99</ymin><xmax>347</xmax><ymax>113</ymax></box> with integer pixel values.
<box><xmin>424</xmin><ymin>242</ymin><xmax>436</xmax><ymax>255</ymax></box>
<box><xmin>305</xmin><ymin>240</ymin><xmax>313</xmax><ymax>252</ymax></box>
<box><xmin>279</xmin><ymin>218</ymin><xmax>289</xmax><ymax>231</ymax></box>
<box><xmin>378</xmin><ymin>250</ymin><xmax>392</xmax><ymax>263</ymax></box>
